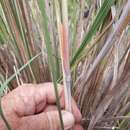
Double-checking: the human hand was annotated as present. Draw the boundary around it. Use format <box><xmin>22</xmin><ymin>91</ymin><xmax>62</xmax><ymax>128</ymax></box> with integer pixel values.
<box><xmin>0</xmin><ymin>83</ymin><xmax>83</xmax><ymax>130</ymax></box>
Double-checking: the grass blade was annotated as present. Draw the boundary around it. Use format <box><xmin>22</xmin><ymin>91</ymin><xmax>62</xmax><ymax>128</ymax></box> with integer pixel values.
<box><xmin>37</xmin><ymin>0</ymin><xmax>64</xmax><ymax>130</ymax></box>
<box><xmin>61</xmin><ymin>0</ymin><xmax>72</xmax><ymax>112</ymax></box>
<box><xmin>71</xmin><ymin>0</ymin><xmax>115</xmax><ymax>67</ymax></box>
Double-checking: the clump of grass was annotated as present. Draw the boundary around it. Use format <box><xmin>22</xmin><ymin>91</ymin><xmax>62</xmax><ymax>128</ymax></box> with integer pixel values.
<box><xmin>0</xmin><ymin>0</ymin><xmax>130</xmax><ymax>130</ymax></box>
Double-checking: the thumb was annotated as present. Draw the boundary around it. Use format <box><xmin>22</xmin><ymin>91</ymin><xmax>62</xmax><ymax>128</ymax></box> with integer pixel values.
<box><xmin>20</xmin><ymin>110</ymin><xmax>75</xmax><ymax>130</ymax></box>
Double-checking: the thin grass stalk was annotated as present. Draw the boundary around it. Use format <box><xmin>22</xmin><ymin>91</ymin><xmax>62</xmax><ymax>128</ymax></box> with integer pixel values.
<box><xmin>55</xmin><ymin>0</ymin><xmax>72</xmax><ymax>128</ymax></box>
<box><xmin>55</xmin><ymin>1</ymin><xmax>72</xmax><ymax>113</ymax></box>
<box><xmin>75</xmin><ymin>0</ymin><xmax>85</xmax><ymax>49</ymax></box>
<box><xmin>61</xmin><ymin>0</ymin><xmax>72</xmax><ymax>112</ymax></box>
<box><xmin>37</xmin><ymin>0</ymin><xmax>64</xmax><ymax>130</ymax></box>
<box><xmin>13</xmin><ymin>0</ymin><xmax>28</xmax><ymax>57</ymax></box>
<box><xmin>54</xmin><ymin>0</ymin><xmax>63</xmax><ymax>81</ymax></box>
<box><xmin>70</xmin><ymin>1</ymin><xmax>78</xmax><ymax>57</ymax></box>
<box><xmin>12</xmin><ymin>52</ymin><xmax>23</xmax><ymax>85</ymax></box>
<box><xmin>18</xmin><ymin>0</ymin><xmax>35</xmax><ymax>55</ymax></box>
<box><xmin>0</xmin><ymin>12</ymin><xmax>9</xmax><ymax>43</ymax></box>
<box><xmin>45</xmin><ymin>0</ymin><xmax>60</xmax><ymax>80</ymax></box>
<box><xmin>13</xmin><ymin>66</ymin><xmax>20</xmax><ymax>86</ymax></box>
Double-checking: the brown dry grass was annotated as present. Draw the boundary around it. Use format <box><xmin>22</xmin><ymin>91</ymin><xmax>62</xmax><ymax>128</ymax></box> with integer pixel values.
<box><xmin>0</xmin><ymin>0</ymin><xmax>130</xmax><ymax>130</ymax></box>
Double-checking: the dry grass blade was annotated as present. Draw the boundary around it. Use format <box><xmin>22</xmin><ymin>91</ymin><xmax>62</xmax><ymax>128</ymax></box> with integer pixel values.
<box><xmin>61</xmin><ymin>0</ymin><xmax>72</xmax><ymax>112</ymax></box>
<box><xmin>83</xmin><ymin>0</ymin><xmax>130</xmax><ymax>90</ymax></box>
<box><xmin>54</xmin><ymin>0</ymin><xmax>72</xmax><ymax>113</ymax></box>
<box><xmin>87</xmin><ymin>1</ymin><xmax>130</xmax><ymax>129</ymax></box>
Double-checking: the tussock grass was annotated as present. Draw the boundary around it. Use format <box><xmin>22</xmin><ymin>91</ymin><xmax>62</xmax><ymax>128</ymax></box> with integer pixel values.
<box><xmin>0</xmin><ymin>0</ymin><xmax>130</xmax><ymax>130</ymax></box>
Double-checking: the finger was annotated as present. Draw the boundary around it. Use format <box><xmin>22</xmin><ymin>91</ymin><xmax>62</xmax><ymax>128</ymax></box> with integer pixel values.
<box><xmin>44</xmin><ymin>105</ymin><xmax>57</xmax><ymax>112</ymax></box>
<box><xmin>4</xmin><ymin>83</ymin><xmax>64</xmax><ymax>116</ymax></box>
<box><xmin>37</xmin><ymin>83</ymin><xmax>64</xmax><ymax>104</ymax></box>
<box><xmin>36</xmin><ymin>83</ymin><xmax>64</xmax><ymax>112</ymax></box>
<box><xmin>38</xmin><ymin>83</ymin><xmax>82</xmax><ymax>123</ymax></box>
<box><xmin>60</xmin><ymin>95</ymin><xmax>82</xmax><ymax>123</ymax></box>
<box><xmin>73</xmin><ymin>124</ymin><xmax>83</xmax><ymax>130</ymax></box>
<box><xmin>21</xmin><ymin>110</ymin><xmax>75</xmax><ymax>130</ymax></box>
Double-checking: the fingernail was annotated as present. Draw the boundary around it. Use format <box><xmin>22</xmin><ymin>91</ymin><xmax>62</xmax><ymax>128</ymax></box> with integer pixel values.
<box><xmin>62</xmin><ymin>111</ymin><xmax>75</xmax><ymax>130</ymax></box>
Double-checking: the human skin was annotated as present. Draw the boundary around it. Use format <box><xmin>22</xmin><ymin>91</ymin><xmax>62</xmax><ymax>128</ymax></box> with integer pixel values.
<box><xmin>0</xmin><ymin>83</ymin><xmax>83</xmax><ymax>130</ymax></box>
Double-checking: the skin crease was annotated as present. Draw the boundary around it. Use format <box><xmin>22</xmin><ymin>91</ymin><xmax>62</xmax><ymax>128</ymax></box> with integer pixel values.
<box><xmin>0</xmin><ymin>83</ymin><xmax>83</xmax><ymax>130</ymax></box>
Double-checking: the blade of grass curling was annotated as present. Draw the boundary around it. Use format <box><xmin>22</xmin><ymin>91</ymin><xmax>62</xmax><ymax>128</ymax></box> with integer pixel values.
<box><xmin>61</xmin><ymin>0</ymin><xmax>72</xmax><ymax>112</ymax></box>
<box><xmin>37</xmin><ymin>0</ymin><xmax>64</xmax><ymax>130</ymax></box>
<box><xmin>70</xmin><ymin>0</ymin><xmax>115</xmax><ymax>67</ymax></box>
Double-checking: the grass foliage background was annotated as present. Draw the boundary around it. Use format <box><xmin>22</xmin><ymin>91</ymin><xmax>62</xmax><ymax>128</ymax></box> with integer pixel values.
<box><xmin>0</xmin><ymin>0</ymin><xmax>130</xmax><ymax>130</ymax></box>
